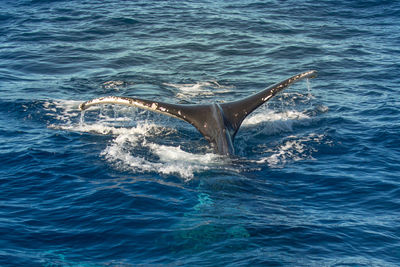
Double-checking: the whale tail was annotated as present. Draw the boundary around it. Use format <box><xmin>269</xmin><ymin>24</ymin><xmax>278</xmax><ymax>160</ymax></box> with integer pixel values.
<box><xmin>79</xmin><ymin>70</ymin><xmax>317</xmax><ymax>155</ymax></box>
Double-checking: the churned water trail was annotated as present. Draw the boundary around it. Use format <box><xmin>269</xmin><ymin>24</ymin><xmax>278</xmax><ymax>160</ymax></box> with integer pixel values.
<box><xmin>1</xmin><ymin>0</ymin><xmax>400</xmax><ymax>266</ymax></box>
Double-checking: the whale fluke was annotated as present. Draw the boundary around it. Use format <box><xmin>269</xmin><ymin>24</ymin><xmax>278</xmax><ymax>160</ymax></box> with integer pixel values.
<box><xmin>79</xmin><ymin>70</ymin><xmax>317</xmax><ymax>155</ymax></box>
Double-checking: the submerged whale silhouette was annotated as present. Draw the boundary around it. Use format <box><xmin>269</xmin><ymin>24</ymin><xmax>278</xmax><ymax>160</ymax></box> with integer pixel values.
<box><xmin>80</xmin><ymin>70</ymin><xmax>317</xmax><ymax>155</ymax></box>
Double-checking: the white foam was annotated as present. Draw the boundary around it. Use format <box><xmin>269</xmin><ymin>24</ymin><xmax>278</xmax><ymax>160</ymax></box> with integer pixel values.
<box><xmin>164</xmin><ymin>80</ymin><xmax>234</xmax><ymax>99</ymax></box>
<box><xmin>147</xmin><ymin>143</ymin><xmax>223</xmax><ymax>179</ymax></box>
<box><xmin>45</xmin><ymin>99</ymin><xmax>160</xmax><ymax>134</ymax></box>
<box><xmin>102</xmin><ymin>80</ymin><xmax>126</xmax><ymax>90</ymax></box>
<box><xmin>256</xmin><ymin>133</ymin><xmax>324</xmax><ymax>168</ymax></box>
<box><xmin>243</xmin><ymin>109</ymin><xmax>310</xmax><ymax>126</ymax></box>
<box><xmin>102</xmin><ymin>133</ymin><xmax>223</xmax><ymax>180</ymax></box>
<box><xmin>241</xmin><ymin>109</ymin><xmax>312</xmax><ymax>137</ymax></box>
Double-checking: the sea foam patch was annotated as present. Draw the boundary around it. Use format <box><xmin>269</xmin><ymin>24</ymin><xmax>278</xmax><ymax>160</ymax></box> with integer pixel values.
<box><xmin>255</xmin><ymin>133</ymin><xmax>326</xmax><ymax>168</ymax></box>
<box><xmin>242</xmin><ymin>109</ymin><xmax>312</xmax><ymax>135</ymax></box>
<box><xmin>102</xmin><ymin>137</ymin><xmax>224</xmax><ymax>180</ymax></box>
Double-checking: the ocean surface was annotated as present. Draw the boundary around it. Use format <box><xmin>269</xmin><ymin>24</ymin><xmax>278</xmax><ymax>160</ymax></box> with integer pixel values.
<box><xmin>1</xmin><ymin>0</ymin><xmax>399</xmax><ymax>266</ymax></box>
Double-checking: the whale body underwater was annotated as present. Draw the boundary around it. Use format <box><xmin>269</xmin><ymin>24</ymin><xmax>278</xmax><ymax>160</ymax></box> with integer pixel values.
<box><xmin>80</xmin><ymin>70</ymin><xmax>317</xmax><ymax>155</ymax></box>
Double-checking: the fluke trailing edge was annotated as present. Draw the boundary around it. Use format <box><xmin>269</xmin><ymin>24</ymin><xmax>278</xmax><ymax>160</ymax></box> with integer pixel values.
<box><xmin>80</xmin><ymin>70</ymin><xmax>317</xmax><ymax>155</ymax></box>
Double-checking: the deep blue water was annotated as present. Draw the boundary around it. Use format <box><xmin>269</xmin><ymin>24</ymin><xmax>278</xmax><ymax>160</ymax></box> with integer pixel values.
<box><xmin>1</xmin><ymin>0</ymin><xmax>400</xmax><ymax>266</ymax></box>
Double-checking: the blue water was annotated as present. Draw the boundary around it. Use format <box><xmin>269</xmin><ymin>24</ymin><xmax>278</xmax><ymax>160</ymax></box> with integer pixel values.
<box><xmin>1</xmin><ymin>0</ymin><xmax>400</xmax><ymax>266</ymax></box>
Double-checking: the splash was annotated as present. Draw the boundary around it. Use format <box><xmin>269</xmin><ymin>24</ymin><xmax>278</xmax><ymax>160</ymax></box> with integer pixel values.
<box><xmin>256</xmin><ymin>133</ymin><xmax>325</xmax><ymax>168</ymax></box>
<box><xmin>44</xmin><ymin>99</ymin><xmax>82</xmax><ymax>122</ymax></box>
<box><xmin>243</xmin><ymin>109</ymin><xmax>311</xmax><ymax>134</ymax></box>
<box><xmin>44</xmin><ymin>88</ymin><xmax>324</xmax><ymax>179</ymax></box>
<box><xmin>102</xmin><ymin>133</ymin><xmax>223</xmax><ymax>180</ymax></box>
<box><xmin>79</xmin><ymin>110</ymin><xmax>85</xmax><ymax>127</ymax></box>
